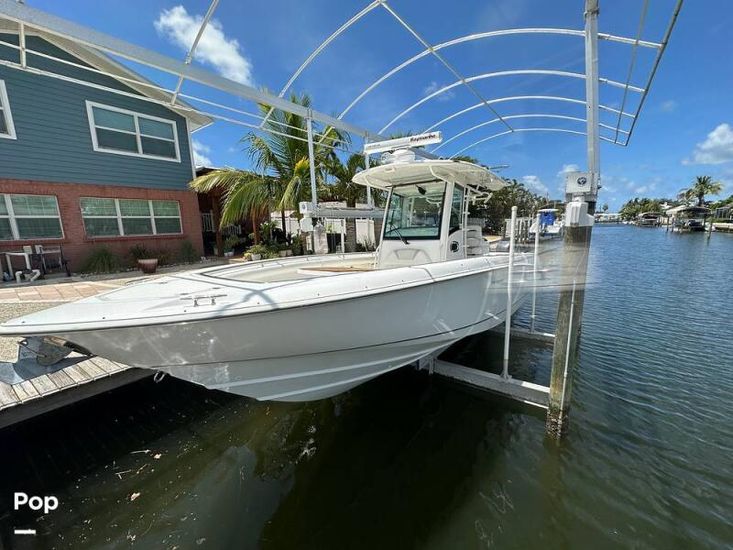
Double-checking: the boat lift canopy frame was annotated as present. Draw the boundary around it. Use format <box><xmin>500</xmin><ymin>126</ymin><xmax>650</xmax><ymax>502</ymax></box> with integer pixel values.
<box><xmin>0</xmin><ymin>0</ymin><xmax>682</xmax><ymax>208</ymax></box>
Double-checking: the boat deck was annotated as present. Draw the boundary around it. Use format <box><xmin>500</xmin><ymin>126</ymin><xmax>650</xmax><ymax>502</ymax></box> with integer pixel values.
<box><xmin>210</xmin><ymin>253</ymin><xmax>377</xmax><ymax>283</ymax></box>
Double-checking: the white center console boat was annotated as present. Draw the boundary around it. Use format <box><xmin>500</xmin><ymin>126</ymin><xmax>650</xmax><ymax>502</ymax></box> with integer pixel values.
<box><xmin>0</xmin><ymin>152</ymin><xmax>532</xmax><ymax>401</ymax></box>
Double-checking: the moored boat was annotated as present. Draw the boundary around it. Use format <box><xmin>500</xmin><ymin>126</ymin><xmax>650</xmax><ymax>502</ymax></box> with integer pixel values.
<box><xmin>0</xmin><ymin>153</ymin><xmax>532</xmax><ymax>401</ymax></box>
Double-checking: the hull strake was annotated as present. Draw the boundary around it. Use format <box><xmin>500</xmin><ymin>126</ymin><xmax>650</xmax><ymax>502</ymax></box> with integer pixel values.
<box><xmin>52</xmin><ymin>263</ymin><xmax>529</xmax><ymax>401</ymax></box>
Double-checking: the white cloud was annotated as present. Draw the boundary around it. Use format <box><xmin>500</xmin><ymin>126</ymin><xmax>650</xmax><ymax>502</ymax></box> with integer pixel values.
<box><xmin>684</xmin><ymin>123</ymin><xmax>733</xmax><ymax>165</ymax></box>
<box><xmin>192</xmin><ymin>139</ymin><xmax>212</xmax><ymax>167</ymax></box>
<box><xmin>660</xmin><ymin>99</ymin><xmax>678</xmax><ymax>113</ymax></box>
<box><xmin>155</xmin><ymin>6</ymin><xmax>254</xmax><ymax>85</ymax></box>
<box><xmin>521</xmin><ymin>175</ymin><xmax>549</xmax><ymax>196</ymax></box>
<box><xmin>423</xmin><ymin>81</ymin><xmax>455</xmax><ymax>102</ymax></box>
<box><xmin>557</xmin><ymin>164</ymin><xmax>580</xmax><ymax>178</ymax></box>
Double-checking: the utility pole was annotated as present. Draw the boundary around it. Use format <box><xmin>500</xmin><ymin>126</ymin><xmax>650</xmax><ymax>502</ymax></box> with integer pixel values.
<box><xmin>546</xmin><ymin>0</ymin><xmax>599</xmax><ymax>438</ymax></box>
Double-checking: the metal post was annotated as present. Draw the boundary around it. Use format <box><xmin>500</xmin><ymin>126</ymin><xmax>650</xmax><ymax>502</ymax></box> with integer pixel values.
<box><xmin>170</xmin><ymin>0</ymin><xmax>220</xmax><ymax>106</ymax></box>
<box><xmin>530</xmin><ymin>212</ymin><xmax>541</xmax><ymax>333</ymax></box>
<box><xmin>365</xmin><ymin>152</ymin><xmax>373</xmax><ymax>207</ymax></box>
<box><xmin>340</xmin><ymin>219</ymin><xmax>346</xmax><ymax>253</ymax></box>
<box><xmin>306</xmin><ymin>116</ymin><xmax>318</xmax><ymax>253</ymax></box>
<box><xmin>546</xmin><ymin>0</ymin><xmax>599</xmax><ymax>438</ymax></box>
<box><xmin>502</xmin><ymin>205</ymin><xmax>517</xmax><ymax>379</ymax></box>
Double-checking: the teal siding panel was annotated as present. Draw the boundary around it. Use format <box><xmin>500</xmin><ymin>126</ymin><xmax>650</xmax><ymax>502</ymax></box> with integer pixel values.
<box><xmin>0</xmin><ymin>35</ymin><xmax>194</xmax><ymax>190</ymax></box>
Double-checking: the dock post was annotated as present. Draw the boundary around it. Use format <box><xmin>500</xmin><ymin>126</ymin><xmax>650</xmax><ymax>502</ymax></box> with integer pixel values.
<box><xmin>502</xmin><ymin>206</ymin><xmax>517</xmax><ymax>379</ymax></box>
<box><xmin>530</xmin><ymin>212</ymin><xmax>541</xmax><ymax>333</ymax></box>
<box><xmin>546</xmin><ymin>0</ymin><xmax>599</xmax><ymax>438</ymax></box>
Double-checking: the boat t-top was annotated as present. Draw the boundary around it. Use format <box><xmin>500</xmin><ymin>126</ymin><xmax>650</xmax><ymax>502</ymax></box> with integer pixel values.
<box><xmin>0</xmin><ymin>148</ymin><xmax>532</xmax><ymax>402</ymax></box>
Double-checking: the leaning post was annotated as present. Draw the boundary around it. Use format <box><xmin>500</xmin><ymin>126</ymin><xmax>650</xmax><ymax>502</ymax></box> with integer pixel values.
<box><xmin>546</xmin><ymin>0</ymin><xmax>599</xmax><ymax>438</ymax></box>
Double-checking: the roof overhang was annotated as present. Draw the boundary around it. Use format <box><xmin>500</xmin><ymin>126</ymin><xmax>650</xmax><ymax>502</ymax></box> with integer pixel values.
<box><xmin>0</xmin><ymin>20</ymin><xmax>212</xmax><ymax>130</ymax></box>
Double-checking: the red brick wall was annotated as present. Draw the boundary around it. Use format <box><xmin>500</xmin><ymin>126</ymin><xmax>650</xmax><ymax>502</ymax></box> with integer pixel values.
<box><xmin>0</xmin><ymin>178</ymin><xmax>204</xmax><ymax>272</ymax></box>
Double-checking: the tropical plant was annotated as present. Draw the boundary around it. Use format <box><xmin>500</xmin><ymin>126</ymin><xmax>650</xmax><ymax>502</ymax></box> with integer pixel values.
<box><xmin>189</xmin><ymin>93</ymin><xmax>348</xmax><ymax>245</ymax></box>
<box><xmin>469</xmin><ymin>178</ymin><xmax>545</xmax><ymax>233</ymax></box>
<box><xmin>244</xmin><ymin>92</ymin><xmax>348</xmax><ymax>218</ymax></box>
<box><xmin>81</xmin><ymin>247</ymin><xmax>119</xmax><ymax>274</ymax></box>
<box><xmin>190</xmin><ymin>168</ymin><xmax>272</xmax><ymax>245</ymax></box>
<box><xmin>685</xmin><ymin>176</ymin><xmax>723</xmax><ymax>207</ymax></box>
<box><xmin>178</xmin><ymin>240</ymin><xmax>200</xmax><ymax>264</ymax></box>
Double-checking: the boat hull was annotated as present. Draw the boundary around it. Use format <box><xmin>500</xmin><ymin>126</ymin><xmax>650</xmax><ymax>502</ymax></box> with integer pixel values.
<box><xmin>49</xmin><ymin>266</ymin><xmax>528</xmax><ymax>401</ymax></box>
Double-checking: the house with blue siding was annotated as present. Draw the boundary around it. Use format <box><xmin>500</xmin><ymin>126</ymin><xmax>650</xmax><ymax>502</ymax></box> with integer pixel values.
<box><xmin>0</xmin><ymin>23</ymin><xmax>211</xmax><ymax>270</ymax></box>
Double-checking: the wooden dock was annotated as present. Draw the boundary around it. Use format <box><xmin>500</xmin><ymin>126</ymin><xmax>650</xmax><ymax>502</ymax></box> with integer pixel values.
<box><xmin>0</xmin><ymin>354</ymin><xmax>150</xmax><ymax>429</ymax></box>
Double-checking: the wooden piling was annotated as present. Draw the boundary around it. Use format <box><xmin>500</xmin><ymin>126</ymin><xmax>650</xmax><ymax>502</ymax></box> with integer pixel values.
<box><xmin>545</xmin><ymin>224</ymin><xmax>592</xmax><ymax>437</ymax></box>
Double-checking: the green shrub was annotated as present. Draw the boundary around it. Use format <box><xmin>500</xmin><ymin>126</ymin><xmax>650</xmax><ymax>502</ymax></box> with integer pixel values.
<box><xmin>81</xmin><ymin>247</ymin><xmax>120</xmax><ymax>274</ymax></box>
<box><xmin>224</xmin><ymin>235</ymin><xmax>242</xmax><ymax>252</ymax></box>
<box><xmin>179</xmin><ymin>240</ymin><xmax>199</xmax><ymax>263</ymax></box>
<box><xmin>128</xmin><ymin>243</ymin><xmax>152</xmax><ymax>265</ymax></box>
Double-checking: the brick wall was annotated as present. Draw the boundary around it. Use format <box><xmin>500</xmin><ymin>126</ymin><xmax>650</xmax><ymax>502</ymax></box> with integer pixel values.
<box><xmin>0</xmin><ymin>178</ymin><xmax>203</xmax><ymax>272</ymax></box>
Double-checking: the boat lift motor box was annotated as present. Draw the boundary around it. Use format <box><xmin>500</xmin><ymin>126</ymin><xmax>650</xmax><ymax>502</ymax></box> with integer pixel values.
<box><xmin>565</xmin><ymin>199</ymin><xmax>595</xmax><ymax>227</ymax></box>
<box><xmin>564</xmin><ymin>171</ymin><xmax>598</xmax><ymax>201</ymax></box>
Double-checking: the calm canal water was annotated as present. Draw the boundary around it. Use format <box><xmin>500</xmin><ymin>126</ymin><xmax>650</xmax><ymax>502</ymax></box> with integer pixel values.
<box><xmin>0</xmin><ymin>225</ymin><xmax>731</xmax><ymax>549</ymax></box>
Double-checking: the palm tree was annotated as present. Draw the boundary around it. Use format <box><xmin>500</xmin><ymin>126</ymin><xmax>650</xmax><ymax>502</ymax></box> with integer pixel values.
<box><xmin>190</xmin><ymin>93</ymin><xmax>348</xmax><ymax>250</ymax></box>
<box><xmin>243</xmin><ymin>92</ymin><xmax>348</xmax><ymax>224</ymax></box>
<box><xmin>687</xmin><ymin>175</ymin><xmax>723</xmax><ymax>207</ymax></box>
<box><xmin>189</xmin><ymin>168</ymin><xmax>274</xmax><ymax>246</ymax></box>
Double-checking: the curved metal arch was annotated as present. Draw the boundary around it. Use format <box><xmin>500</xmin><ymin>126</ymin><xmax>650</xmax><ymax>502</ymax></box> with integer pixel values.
<box><xmin>433</xmin><ymin>114</ymin><xmax>628</xmax><ymax>153</ymax></box>
<box><xmin>449</xmin><ymin>128</ymin><xmax>617</xmax><ymax>158</ymax></box>
<box><xmin>337</xmin><ymin>27</ymin><xmax>660</xmax><ymax>120</ymax></box>
<box><xmin>379</xmin><ymin>70</ymin><xmax>644</xmax><ymax>134</ymax></box>
<box><xmin>424</xmin><ymin>95</ymin><xmax>634</xmax><ymax>132</ymax></box>
<box><xmin>259</xmin><ymin>0</ymin><xmax>382</xmax><ymax>127</ymax></box>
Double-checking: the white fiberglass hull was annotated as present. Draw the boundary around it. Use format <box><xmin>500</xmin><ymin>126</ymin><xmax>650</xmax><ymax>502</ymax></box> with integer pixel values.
<box><xmin>1</xmin><ymin>254</ymin><xmax>530</xmax><ymax>401</ymax></box>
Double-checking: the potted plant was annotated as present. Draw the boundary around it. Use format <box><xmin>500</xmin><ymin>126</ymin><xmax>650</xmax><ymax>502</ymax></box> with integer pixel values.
<box><xmin>223</xmin><ymin>235</ymin><xmax>240</xmax><ymax>258</ymax></box>
<box><xmin>130</xmin><ymin>244</ymin><xmax>159</xmax><ymax>274</ymax></box>
<box><xmin>246</xmin><ymin>244</ymin><xmax>268</xmax><ymax>261</ymax></box>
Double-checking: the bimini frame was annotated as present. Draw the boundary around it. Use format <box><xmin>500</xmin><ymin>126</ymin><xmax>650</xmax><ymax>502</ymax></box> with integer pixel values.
<box><xmin>0</xmin><ymin>0</ymin><xmax>682</xmax><ymax>201</ymax></box>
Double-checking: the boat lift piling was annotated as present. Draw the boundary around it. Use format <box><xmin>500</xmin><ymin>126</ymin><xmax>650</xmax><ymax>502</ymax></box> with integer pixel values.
<box><xmin>530</xmin><ymin>212</ymin><xmax>541</xmax><ymax>333</ymax></box>
<box><xmin>502</xmin><ymin>206</ymin><xmax>518</xmax><ymax>379</ymax></box>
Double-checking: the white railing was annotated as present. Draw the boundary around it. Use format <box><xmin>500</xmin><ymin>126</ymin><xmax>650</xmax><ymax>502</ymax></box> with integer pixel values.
<box><xmin>201</xmin><ymin>212</ymin><xmax>242</xmax><ymax>235</ymax></box>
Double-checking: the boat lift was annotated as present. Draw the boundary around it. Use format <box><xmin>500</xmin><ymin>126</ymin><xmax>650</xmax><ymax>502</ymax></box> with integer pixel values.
<box><xmin>0</xmin><ymin>0</ymin><xmax>682</xmax><ymax>436</ymax></box>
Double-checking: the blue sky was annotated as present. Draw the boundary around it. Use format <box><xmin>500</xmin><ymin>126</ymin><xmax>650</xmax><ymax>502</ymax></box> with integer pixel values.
<box><xmin>28</xmin><ymin>0</ymin><xmax>733</xmax><ymax>209</ymax></box>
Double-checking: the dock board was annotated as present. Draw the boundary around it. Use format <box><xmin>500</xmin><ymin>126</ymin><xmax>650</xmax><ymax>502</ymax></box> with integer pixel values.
<box><xmin>0</xmin><ymin>355</ymin><xmax>151</xmax><ymax>429</ymax></box>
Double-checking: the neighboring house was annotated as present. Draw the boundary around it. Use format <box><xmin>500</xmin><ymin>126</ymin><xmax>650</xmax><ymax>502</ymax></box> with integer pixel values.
<box><xmin>0</xmin><ymin>23</ymin><xmax>211</xmax><ymax>271</ymax></box>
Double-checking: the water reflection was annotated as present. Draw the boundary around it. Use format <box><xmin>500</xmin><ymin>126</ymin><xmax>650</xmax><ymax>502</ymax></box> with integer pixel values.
<box><xmin>0</xmin><ymin>226</ymin><xmax>732</xmax><ymax>549</ymax></box>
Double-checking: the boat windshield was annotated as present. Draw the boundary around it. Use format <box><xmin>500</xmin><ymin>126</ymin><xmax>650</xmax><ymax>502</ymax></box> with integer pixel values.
<box><xmin>384</xmin><ymin>181</ymin><xmax>446</xmax><ymax>240</ymax></box>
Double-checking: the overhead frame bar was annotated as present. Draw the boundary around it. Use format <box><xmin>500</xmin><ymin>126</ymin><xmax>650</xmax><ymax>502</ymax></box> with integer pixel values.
<box><xmin>432</xmin><ymin>113</ymin><xmax>627</xmax><ymax>153</ymax></box>
<box><xmin>450</xmin><ymin>128</ymin><xmax>617</xmax><ymax>158</ymax></box>
<box><xmin>337</xmin><ymin>26</ymin><xmax>660</xmax><ymax>121</ymax></box>
<box><xmin>611</xmin><ymin>0</ymin><xmax>649</xmax><ymax>143</ymax></box>
<box><xmin>380</xmin><ymin>69</ymin><xmax>644</xmax><ymax>134</ymax></box>
<box><xmin>378</xmin><ymin>0</ymin><xmax>513</xmax><ymax>132</ymax></box>
<box><xmin>0</xmin><ymin>0</ymin><xmax>385</xmax><ymax>141</ymax></box>
<box><xmin>259</xmin><ymin>0</ymin><xmax>382</xmax><ymax>128</ymax></box>
<box><xmin>170</xmin><ymin>0</ymin><xmax>220</xmax><ymax>106</ymax></box>
<box><xmin>621</xmin><ymin>0</ymin><xmax>684</xmax><ymax>146</ymax></box>
<box><xmin>424</xmin><ymin>95</ymin><xmax>634</xmax><ymax>133</ymax></box>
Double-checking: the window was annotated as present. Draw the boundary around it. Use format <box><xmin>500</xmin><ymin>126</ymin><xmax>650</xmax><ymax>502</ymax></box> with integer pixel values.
<box><xmin>0</xmin><ymin>194</ymin><xmax>63</xmax><ymax>240</ymax></box>
<box><xmin>86</xmin><ymin>101</ymin><xmax>180</xmax><ymax>161</ymax></box>
<box><xmin>384</xmin><ymin>181</ymin><xmax>446</xmax><ymax>240</ymax></box>
<box><xmin>449</xmin><ymin>185</ymin><xmax>464</xmax><ymax>234</ymax></box>
<box><xmin>80</xmin><ymin>198</ymin><xmax>182</xmax><ymax>237</ymax></box>
<box><xmin>0</xmin><ymin>80</ymin><xmax>17</xmax><ymax>140</ymax></box>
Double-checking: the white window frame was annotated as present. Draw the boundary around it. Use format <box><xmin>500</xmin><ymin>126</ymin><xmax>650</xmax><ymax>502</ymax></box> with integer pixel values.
<box><xmin>0</xmin><ymin>79</ymin><xmax>17</xmax><ymax>140</ymax></box>
<box><xmin>85</xmin><ymin>101</ymin><xmax>181</xmax><ymax>162</ymax></box>
<box><xmin>0</xmin><ymin>194</ymin><xmax>64</xmax><ymax>241</ymax></box>
<box><xmin>80</xmin><ymin>198</ymin><xmax>183</xmax><ymax>238</ymax></box>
